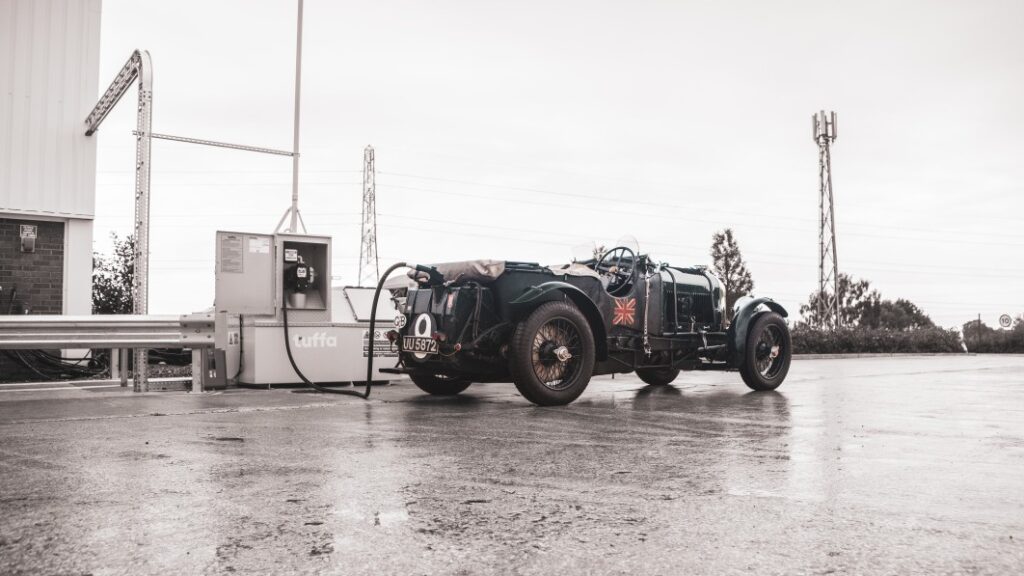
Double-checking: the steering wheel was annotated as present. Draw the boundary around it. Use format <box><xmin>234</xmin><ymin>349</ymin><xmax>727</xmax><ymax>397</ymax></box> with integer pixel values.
<box><xmin>594</xmin><ymin>246</ymin><xmax>637</xmax><ymax>297</ymax></box>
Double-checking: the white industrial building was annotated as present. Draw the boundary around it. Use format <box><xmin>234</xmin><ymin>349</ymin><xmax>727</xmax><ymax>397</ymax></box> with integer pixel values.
<box><xmin>0</xmin><ymin>0</ymin><xmax>101</xmax><ymax>321</ymax></box>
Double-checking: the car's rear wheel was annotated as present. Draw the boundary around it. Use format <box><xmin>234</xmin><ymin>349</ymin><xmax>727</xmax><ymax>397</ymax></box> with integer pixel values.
<box><xmin>739</xmin><ymin>312</ymin><xmax>791</xmax><ymax>391</ymax></box>
<box><xmin>409</xmin><ymin>372</ymin><xmax>472</xmax><ymax>396</ymax></box>
<box><xmin>509</xmin><ymin>301</ymin><xmax>595</xmax><ymax>406</ymax></box>
<box><xmin>635</xmin><ymin>367</ymin><xmax>680</xmax><ymax>386</ymax></box>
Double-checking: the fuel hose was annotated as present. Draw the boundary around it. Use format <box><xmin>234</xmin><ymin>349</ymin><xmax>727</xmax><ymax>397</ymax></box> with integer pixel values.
<box><xmin>281</xmin><ymin>261</ymin><xmax>438</xmax><ymax>399</ymax></box>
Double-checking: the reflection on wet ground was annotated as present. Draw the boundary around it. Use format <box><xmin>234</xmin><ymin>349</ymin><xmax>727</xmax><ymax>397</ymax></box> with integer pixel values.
<box><xmin>1</xmin><ymin>356</ymin><xmax>1023</xmax><ymax>574</ymax></box>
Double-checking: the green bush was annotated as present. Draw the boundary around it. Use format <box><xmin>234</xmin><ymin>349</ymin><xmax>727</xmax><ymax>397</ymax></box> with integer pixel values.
<box><xmin>961</xmin><ymin>326</ymin><xmax>1024</xmax><ymax>353</ymax></box>
<box><xmin>791</xmin><ymin>326</ymin><xmax>965</xmax><ymax>354</ymax></box>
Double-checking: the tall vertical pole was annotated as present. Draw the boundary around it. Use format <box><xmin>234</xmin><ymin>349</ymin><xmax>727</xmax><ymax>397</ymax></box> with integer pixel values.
<box><xmin>288</xmin><ymin>0</ymin><xmax>304</xmax><ymax>233</ymax></box>
<box><xmin>85</xmin><ymin>50</ymin><xmax>156</xmax><ymax>390</ymax></box>
<box><xmin>133</xmin><ymin>54</ymin><xmax>154</xmax><ymax>391</ymax></box>
<box><xmin>813</xmin><ymin>110</ymin><xmax>841</xmax><ymax>329</ymax></box>
<box><xmin>358</xmin><ymin>146</ymin><xmax>379</xmax><ymax>286</ymax></box>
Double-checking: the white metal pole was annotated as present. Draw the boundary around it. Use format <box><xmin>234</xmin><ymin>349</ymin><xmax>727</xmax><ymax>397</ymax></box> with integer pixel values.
<box><xmin>289</xmin><ymin>0</ymin><xmax>304</xmax><ymax>233</ymax></box>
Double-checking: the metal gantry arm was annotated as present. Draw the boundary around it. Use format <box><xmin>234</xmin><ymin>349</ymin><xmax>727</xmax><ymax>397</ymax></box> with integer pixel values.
<box><xmin>85</xmin><ymin>50</ymin><xmax>150</xmax><ymax>136</ymax></box>
<box><xmin>131</xmin><ymin>132</ymin><xmax>294</xmax><ymax>157</ymax></box>
<box><xmin>84</xmin><ymin>50</ymin><xmax>154</xmax><ymax>392</ymax></box>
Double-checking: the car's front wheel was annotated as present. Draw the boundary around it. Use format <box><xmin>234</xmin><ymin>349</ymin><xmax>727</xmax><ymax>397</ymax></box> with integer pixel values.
<box><xmin>739</xmin><ymin>312</ymin><xmax>792</xmax><ymax>391</ymax></box>
<box><xmin>409</xmin><ymin>372</ymin><xmax>472</xmax><ymax>396</ymax></box>
<box><xmin>509</xmin><ymin>301</ymin><xmax>595</xmax><ymax>406</ymax></box>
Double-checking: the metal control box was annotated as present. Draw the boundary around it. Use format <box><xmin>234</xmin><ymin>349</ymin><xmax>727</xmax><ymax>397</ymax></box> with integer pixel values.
<box><xmin>215</xmin><ymin>231</ymin><xmax>332</xmax><ymax>322</ymax></box>
<box><xmin>215</xmin><ymin>231</ymin><xmax>275</xmax><ymax>315</ymax></box>
<box><xmin>275</xmin><ymin>233</ymin><xmax>331</xmax><ymax>323</ymax></box>
<box><xmin>214</xmin><ymin>230</ymin><xmax>399</xmax><ymax>386</ymax></box>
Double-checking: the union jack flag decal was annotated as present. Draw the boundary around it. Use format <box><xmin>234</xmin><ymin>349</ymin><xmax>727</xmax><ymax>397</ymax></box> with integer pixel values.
<box><xmin>612</xmin><ymin>297</ymin><xmax>637</xmax><ymax>326</ymax></box>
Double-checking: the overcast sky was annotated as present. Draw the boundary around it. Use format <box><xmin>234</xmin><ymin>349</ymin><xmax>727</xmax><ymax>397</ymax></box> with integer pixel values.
<box><xmin>92</xmin><ymin>0</ymin><xmax>1024</xmax><ymax>327</ymax></box>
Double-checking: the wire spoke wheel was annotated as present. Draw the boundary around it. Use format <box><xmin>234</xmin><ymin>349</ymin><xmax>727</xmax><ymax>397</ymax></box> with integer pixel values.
<box><xmin>740</xmin><ymin>312</ymin><xmax>791</xmax><ymax>392</ymax></box>
<box><xmin>509</xmin><ymin>301</ymin><xmax>596</xmax><ymax>406</ymax></box>
<box><xmin>530</xmin><ymin>318</ymin><xmax>582</xmax><ymax>391</ymax></box>
<box><xmin>754</xmin><ymin>324</ymin><xmax>784</xmax><ymax>378</ymax></box>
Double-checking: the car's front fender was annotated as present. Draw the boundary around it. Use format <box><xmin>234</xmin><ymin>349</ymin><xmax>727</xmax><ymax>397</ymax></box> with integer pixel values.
<box><xmin>509</xmin><ymin>282</ymin><xmax>608</xmax><ymax>360</ymax></box>
<box><xmin>728</xmin><ymin>297</ymin><xmax>788</xmax><ymax>367</ymax></box>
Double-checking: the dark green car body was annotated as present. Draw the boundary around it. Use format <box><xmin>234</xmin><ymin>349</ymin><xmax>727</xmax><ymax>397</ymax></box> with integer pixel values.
<box><xmin>389</xmin><ymin>253</ymin><xmax>790</xmax><ymax>397</ymax></box>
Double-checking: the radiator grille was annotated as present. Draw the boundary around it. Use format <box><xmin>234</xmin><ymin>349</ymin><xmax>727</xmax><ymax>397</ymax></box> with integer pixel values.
<box><xmin>673</xmin><ymin>291</ymin><xmax>713</xmax><ymax>325</ymax></box>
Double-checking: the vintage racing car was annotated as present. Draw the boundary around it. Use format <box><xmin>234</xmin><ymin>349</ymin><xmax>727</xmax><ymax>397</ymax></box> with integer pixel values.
<box><xmin>384</xmin><ymin>242</ymin><xmax>791</xmax><ymax>405</ymax></box>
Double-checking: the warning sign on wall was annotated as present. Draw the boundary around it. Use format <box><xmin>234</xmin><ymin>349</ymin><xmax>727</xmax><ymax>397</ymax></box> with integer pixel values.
<box><xmin>362</xmin><ymin>329</ymin><xmax>397</xmax><ymax>358</ymax></box>
<box><xmin>19</xmin><ymin>224</ymin><xmax>37</xmax><ymax>253</ymax></box>
<box><xmin>248</xmin><ymin>236</ymin><xmax>270</xmax><ymax>254</ymax></box>
<box><xmin>220</xmin><ymin>234</ymin><xmax>243</xmax><ymax>273</ymax></box>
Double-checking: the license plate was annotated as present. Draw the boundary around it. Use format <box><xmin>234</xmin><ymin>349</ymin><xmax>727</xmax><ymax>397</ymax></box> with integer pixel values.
<box><xmin>403</xmin><ymin>336</ymin><xmax>438</xmax><ymax>355</ymax></box>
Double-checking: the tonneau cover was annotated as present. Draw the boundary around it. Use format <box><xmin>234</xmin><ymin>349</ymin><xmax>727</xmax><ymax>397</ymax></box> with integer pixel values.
<box><xmin>409</xmin><ymin>259</ymin><xmax>507</xmax><ymax>284</ymax></box>
<box><xmin>548</xmin><ymin>262</ymin><xmax>601</xmax><ymax>279</ymax></box>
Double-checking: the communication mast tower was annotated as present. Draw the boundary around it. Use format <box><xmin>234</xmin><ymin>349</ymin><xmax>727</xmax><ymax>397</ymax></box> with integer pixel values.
<box><xmin>813</xmin><ymin>110</ymin><xmax>841</xmax><ymax>328</ymax></box>
<box><xmin>358</xmin><ymin>145</ymin><xmax>379</xmax><ymax>286</ymax></box>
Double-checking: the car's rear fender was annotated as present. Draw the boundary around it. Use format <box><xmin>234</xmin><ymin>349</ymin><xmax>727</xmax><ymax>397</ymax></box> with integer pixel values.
<box><xmin>727</xmin><ymin>297</ymin><xmax>788</xmax><ymax>367</ymax></box>
<box><xmin>509</xmin><ymin>281</ymin><xmax>608</xmax><ymax>360</ymax></box>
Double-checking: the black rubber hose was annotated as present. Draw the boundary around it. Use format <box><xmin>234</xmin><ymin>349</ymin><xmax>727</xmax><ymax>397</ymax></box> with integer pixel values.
<box><xmin>281</xmin><ymin>261</ymin><xmax>410</xmax><ymax>399</ymax></box>
<box><xmin>282</xmin><ymin>295</ymin><xmax>366</xmax><ymax>398</ymax></box>
<box><xmin>364</xmin><ymin>262</ymin><xmax>412</xmax><ymax>396</ymax></box>
<box><xmin>6</xmin><ymin>286</ymin><xmax>17</xmax><ymax>314</ymax></box>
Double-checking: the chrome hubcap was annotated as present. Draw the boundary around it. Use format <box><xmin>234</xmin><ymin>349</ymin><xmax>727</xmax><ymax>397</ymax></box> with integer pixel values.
<box><xmin>554</xmin><ymin>345</ymin><xmax>573</xmax><ymax>362</ymax></box>
<box><xmin>754</xmin><ymin>325</ymin><xmax>785</xmax><ymax>378</ymax></box>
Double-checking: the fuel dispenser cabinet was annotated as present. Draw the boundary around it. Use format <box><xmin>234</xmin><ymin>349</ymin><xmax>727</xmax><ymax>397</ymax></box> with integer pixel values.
<box><xmin>214</xmin><ymin>231</ymin><xmax>399</xmax><ymax>386</ymax></box>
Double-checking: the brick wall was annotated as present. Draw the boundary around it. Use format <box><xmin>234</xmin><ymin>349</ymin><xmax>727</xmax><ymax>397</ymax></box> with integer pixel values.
<box><xmin>0</xmin><ymin>218</ymin><xmax>66</xmax><ymax>380</ymax></box>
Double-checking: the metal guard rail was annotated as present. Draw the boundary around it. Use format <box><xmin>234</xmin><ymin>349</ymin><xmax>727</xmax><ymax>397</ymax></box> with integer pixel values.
<box><xmin>0</xmin><ymin>313</ymin><xmax>216</xmax><ymax>392</ymax></box>
<box><xmin>0</xmin><ymin>314</ymin><xmax>214</xmax><ymax>349</ymax></box>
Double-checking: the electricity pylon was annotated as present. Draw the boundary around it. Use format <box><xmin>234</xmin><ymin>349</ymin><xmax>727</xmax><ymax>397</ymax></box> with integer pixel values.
<box><xmin>813</xmin><ymin>110</ymin><xmax>841</xmax><ymax>328</ymax></box>
<box><xmin>358</xmin><ymin>145</ymin><xmax>379</xmax><ymax>286</ymax></box>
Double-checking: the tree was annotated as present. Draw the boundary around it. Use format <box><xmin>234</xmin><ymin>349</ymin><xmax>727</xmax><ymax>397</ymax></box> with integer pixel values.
<box><xmin>861</xmin><ymin>298</ymin><xmax>935</xmax><ymax>331</ymax></box>
<box><xmin>92</xmin><ymin>233</ymin><xmax>135</xmax><ymax>314</ymax></box>
<box><xmin>961</xmin><ymin>316</ymin><xmax>1024</xmax><ymax>353</ymax></box>
<box><xmin>710</xmin><ymin>229</ymin><xmax>754</xmax><ymax>313</ymax></box>
<box><xmin>801</xmin><ymin>273</ymin><xmax>937</xmax><ymax>330</ymax></box>
<box><xmin>799</xmin><ymin>272</ymin><xmax>877</xmax><ymax>327</ymax></box>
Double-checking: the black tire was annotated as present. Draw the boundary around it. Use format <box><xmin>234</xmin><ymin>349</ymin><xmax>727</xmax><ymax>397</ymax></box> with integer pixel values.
<box><xmin>509</xmin><ymin>301</ymin><xmax>596</xmax><ymax>406</ymax></box>
<box><xmin>739</xmin><ymin>312</ymin><xmax>792</xmax><ymax>391</ymax></box>
<box><xmin>409</xmin><ymin>372</ymin><xmax>472</xmax><ymax>396</ymax></box>
<box><xmin>635</xmin><ymin>367</ymin><xmax>680</xmax><ymax>386</ymax></box>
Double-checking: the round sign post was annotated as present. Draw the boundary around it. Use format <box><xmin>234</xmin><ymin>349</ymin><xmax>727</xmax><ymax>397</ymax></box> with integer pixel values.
<box><xmin>999</xmin><ymin>314</ymin><xmax>1013</xmax><ymax>329</ymax></box>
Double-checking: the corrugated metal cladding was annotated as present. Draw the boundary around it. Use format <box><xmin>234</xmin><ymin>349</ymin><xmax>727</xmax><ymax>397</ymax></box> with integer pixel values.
<box><xmin>0</xmin><ymin>0</ymin><xmax>101</xmax><ymax>219</ymax></box>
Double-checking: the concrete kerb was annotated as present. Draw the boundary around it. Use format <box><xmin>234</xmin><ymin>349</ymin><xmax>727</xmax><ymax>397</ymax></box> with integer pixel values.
<box><xmin>793</xmin><ymin>352</ymin><xmax>989</xmax><ymax>359</ymax></box>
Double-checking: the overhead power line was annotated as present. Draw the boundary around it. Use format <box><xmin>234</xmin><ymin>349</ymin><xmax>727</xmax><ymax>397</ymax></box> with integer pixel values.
<box><xmin>377</xmin><ymin>170</ymin><xmax>1024</xmax><ymax>241</ymax></box>
<box><xmin>377</xmin><ymin>180</ymin><xmax>1024</xmax><ymax>248</ymax></box>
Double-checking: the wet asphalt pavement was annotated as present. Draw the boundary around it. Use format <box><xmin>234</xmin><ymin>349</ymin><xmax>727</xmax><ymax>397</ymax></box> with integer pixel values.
<box><xmin>2</xmin><ymin>355</ymin><xmax>1023</xmax><ymax>575</ymax></box>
